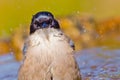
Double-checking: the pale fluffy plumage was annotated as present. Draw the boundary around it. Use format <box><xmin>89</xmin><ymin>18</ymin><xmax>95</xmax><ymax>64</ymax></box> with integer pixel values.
<box><xmin>18</xmin><ymin>28</ymin><xmax>81</xmax><ymax>80</ymax></box>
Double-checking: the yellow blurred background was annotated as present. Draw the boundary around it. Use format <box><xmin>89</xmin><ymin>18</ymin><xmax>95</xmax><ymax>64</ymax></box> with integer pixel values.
<box><xmin>1</xmin><ymin>0</ymin><xmax>120</xmax><ymax>60</ymax></box>
<box><xmin>0</xmin><ymin>0</ymin><xmax>120</xmax><ymax>37</ymax></box>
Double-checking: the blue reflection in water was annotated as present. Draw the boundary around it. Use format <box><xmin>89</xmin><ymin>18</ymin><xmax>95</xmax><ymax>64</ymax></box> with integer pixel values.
<box><xmin>0</xmin><ymin>54</ymin><xmax>20</xmax><ymax>80</ymax></box>
<box><xmin>0</xmin><ymin>48</ymin><xmax>120</xmax><ymax>80</ymax></box>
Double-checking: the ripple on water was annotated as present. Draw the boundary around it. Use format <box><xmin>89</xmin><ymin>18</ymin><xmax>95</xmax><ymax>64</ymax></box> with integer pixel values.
<box><xmin>0</xmin><ymin>48</ymin><xmax>120</xmax><ymax>80</ymax></box>
<box><xmin>75</xmin><ymin>48</ymin><xmax>120</xmax><ymax>80</ymax></box>
<box><xmin>0</xmin><ymin>54</ymin><xmax>20</xmax><ymax>80</ymax></box>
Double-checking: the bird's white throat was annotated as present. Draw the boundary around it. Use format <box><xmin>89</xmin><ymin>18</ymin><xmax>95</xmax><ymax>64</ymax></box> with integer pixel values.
<box><xmin>25</xmin><ymin>28</ymin><xmax>73</xmax><ymax>57</ymax></box>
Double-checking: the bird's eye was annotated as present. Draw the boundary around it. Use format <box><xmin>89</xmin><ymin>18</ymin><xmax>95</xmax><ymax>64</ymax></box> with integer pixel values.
<box><xmin>51</xmin><ymin>20</ymin><xmax>60</xmax><ymax>29</ymax></box>
<box><xmin>34</xmin><ymin>21</ymin><xmax>40</xmax><ymax>27</ymax></box>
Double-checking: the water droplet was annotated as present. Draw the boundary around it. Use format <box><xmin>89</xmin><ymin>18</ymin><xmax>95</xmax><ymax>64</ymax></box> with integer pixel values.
<box><xmin>76</xmin><ymin>11</ymin><xmax>80</xmax><ymax>14</ymax></box>
<box><xmin>10</xmin><ymin>28</ymin><xmax>13</xmax><ymax>32</ymax></box>
<box><xmin>93</xmin><ymin>8</ymin><xmax>96</xmax><ymax>11</ymax></box>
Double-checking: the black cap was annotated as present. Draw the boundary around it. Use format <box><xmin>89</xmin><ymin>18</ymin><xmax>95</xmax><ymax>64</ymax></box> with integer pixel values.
<box><xmin>30</xmin><ymin>11</ymin><xmax>60</xmax><ymax>34</ymax></box>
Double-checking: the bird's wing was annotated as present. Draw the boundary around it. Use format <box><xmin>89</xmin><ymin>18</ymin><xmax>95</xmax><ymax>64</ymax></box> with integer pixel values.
<box><xmin>23</xmin><ymin>43</ymin><xmax>27</xmax><ymax>55</ymax></box>
<box><xmin>65</xmin><ymin>35</ymin><xmax>75</xmax><ymax>50</ymax></box>
<box><xmin>22</xmin><ymin>39</ymin><xmax>29</xmax><ymax>55</ymax></box>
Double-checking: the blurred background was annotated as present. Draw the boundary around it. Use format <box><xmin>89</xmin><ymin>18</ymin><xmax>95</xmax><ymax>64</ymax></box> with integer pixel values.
<box><xmin>1</xmin><ymin>0</ymin><xmax>120</xmax><ymax>37</ymax></box>
<box><xmin>0</xmin><ymin>0</ymin><xmax>120</xmax><ymax>80</ymax></box>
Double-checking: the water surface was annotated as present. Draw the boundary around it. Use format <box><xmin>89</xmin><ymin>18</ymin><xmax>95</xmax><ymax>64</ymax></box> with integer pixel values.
<box><xmin>0</xmin><ymin>48</ymin><xmax>120</xmax><ymax>80</ymax></box>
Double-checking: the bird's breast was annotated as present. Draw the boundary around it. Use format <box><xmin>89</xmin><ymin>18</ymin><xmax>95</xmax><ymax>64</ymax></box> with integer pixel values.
<box><xmin>25</xmin><ymin>28</ymin><xmax>73</xmax><ymax>58</ymax></box>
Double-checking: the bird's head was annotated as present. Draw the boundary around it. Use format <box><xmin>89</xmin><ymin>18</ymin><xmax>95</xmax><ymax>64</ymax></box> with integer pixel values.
<box><xmin>30</xmin><ymin>11</ymin><xmax>60</xmax><ymax>34</ymax></box>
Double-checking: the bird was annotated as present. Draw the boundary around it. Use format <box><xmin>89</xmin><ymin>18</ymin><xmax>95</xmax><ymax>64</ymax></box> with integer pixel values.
<box><xmin>18</xmin><ymin>11</ymin><xmax>81</xmax><ymax>80</ymax></box>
